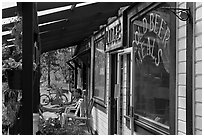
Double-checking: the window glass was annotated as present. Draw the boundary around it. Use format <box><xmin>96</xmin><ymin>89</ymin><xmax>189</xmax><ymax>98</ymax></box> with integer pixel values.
<box><xmin>132</xmin><ymin>9</ymin><xmax>170</xmax><ymax>127</ymax></box>
<box><xmin>94</xmin><ymin>38</ymin><xmax>106</xmax><ymax>101</ymax></box>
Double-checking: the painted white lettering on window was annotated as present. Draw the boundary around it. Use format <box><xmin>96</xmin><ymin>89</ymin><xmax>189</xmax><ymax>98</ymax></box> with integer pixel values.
<box><xmin>132</xmin><ymin>13</ymin><xmax>170</xmax><ymax>66</ymax></box>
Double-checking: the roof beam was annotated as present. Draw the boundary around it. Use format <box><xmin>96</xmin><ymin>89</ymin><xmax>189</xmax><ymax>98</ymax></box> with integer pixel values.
<box><xmin>2</xmin><ymin>40</ymin><xmax>14</xmax><ymax>45</ymax></box>
<box><xmin>2</xmin><ymin>2</ymin><xmax>83</xmax><ymax>18</ymax></box>
<box><xmin>38</xmin><ymin>3</ymin><xmax>118</xmax><ymax>28</ymax></box>
<box><xmin>39</xmin><ymin>15</ymin><xmax>106</xmax><ymax>33</ymax></box>
<box><xmin>2</xmin><ymin>6</ymin><xmax>17</xmax><ymax>18</ymax></box>
<box><xmin>38</xmin><ymin>2</ymin><xmax>97</xmax><ymax>24</ymax></box>
<box><xmin>70</xmin><ymin>4</ymin><xmax>77</xmax><ymax>11</ymax></box>
<box><xmin>41</xmin><ymin>30</ymin><xmax>91</xmax><ymax>47</ymax></box>
<box><xmin>40</xmin><ymin>23</ymin><xmax>98</xmax><ymax>42</ymax></box>
<box><xmin>37</xmin><ymin>2</ymin><xmax>82</xmax><ymax>11</ymax></box>
<box><xmin>2</xmin><ymin>22</ymin><xmax>14</xmax><ymax>31</ymax></box>
<box><xmin>42</xmin><ymin>40</ymin><xmax>82</xmax><ymax>53</ymax></box>
<box><xmin>2</xmin><ymin>34</ymin><xmax>14</xmax><ymax>40</ymax></box>
<box><xmin>38</xmin><ymin>2</ymin><xmax>131</xmax><ymax>24</ymax></box>
<box><xmin>41</xmin><ymin>29</ymin><xmax>91</xmax><ymax>46</ymax></box>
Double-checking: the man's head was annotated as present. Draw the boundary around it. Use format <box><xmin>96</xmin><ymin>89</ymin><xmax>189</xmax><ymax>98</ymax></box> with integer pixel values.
<box><xmin>73</xmin><ymin>88</ymin><xmax>82</xmax><ymax>98</ymax></box>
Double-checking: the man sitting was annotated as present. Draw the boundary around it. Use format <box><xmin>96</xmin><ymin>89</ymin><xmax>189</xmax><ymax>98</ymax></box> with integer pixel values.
<box><xmin>63</xmin><ymin>88</ymin><xmax>83</xmax><ymax>116</ymax></box>
<box><xmin>66</xmin><ymin>88</ymin><xmax>83</xmax><ymax>105</ymax></box>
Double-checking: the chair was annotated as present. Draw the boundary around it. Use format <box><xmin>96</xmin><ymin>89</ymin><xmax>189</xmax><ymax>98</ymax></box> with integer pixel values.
<box><xmin>61</xmin><ymin>98</ymin><xmax>94</xmax><ymax>134</ymax></box>
<box><xmin>60</xmin><ymin>98</ymin><xmax>84</xmax><ymax>127</ymax></box>
<box><xmin>79</xmin><ymin>98</ymin><xmax>94</xmax><ymax>134</ymax></box>
<box><xmin>39</xmin><ymin>105</ymin><xmax>64</xmax><ymax>121</ymax></box>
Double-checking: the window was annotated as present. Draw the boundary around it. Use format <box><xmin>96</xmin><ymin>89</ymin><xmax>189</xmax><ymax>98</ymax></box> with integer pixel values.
<box><xmin>130</xmin><ymin>3</ymin><xmax>174</xmax><ymax>133</ymax></box>
<box><xmin>93</xmin><ymin>36</ymin><xmax>106</xmax><ymax>102</ymax></box>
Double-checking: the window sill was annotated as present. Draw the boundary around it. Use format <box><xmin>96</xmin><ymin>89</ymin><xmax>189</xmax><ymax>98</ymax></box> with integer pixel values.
<box><xmin>93</xmin><ymin>97</ymin><xmax>107</xmax><ymax>113</ymax></box>
<box><xmin>93</xmin><ymin>97</ymin><xmax>106</xmax><ymax>106</ymax></box>
<box><xmin>135</xmin><ymin>120</ymin><xmax>169</xmax><ymax>135</ymax></box>
<box><xmin>134</xmin><ymin>114</ymin><xmax>169</xmax><ymax>135</ymax></box>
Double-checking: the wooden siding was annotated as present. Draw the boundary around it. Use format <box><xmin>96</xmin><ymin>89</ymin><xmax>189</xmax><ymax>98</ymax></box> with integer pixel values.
<box><xmin>176</xmin><ymin>2</ymin><xmax>187</xmax><ymax>135</ymax></box>
<box><xmin>123</xmin><ymin>127</ymin><xmax>131</xmax><ymax>135</ymax></box>
<box><xmin>91</xmin><ymin>106</ymin><xmax>108</xmax><ymax>134</ymax></box>
<box><xmin>194</xmin><ymin>2</ymin><xmax>202</xmax><ymax>134</ymax></box>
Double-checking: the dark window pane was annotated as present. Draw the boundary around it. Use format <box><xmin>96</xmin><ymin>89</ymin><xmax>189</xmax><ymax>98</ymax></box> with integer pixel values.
<box><xmin>94</xmin><ymin>39</ymin><xmax>106</xmax><ymax>100</ymax></box>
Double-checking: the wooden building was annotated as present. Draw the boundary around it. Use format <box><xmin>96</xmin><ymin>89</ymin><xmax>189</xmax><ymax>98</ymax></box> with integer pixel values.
<box><xmin>78</xmin><ymin>2</ymin><xmax>202</xmax><ymax>135</ymax></box>
<box><xmin>2</xmin><ymin>2</ymin><xmax>202</xmax><ymax>135</ymax></box>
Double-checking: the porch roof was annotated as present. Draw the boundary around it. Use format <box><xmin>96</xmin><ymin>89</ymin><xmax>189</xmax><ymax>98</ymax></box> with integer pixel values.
<box><xmin>2</xmin><ymin>2</ymin><xmax>133</xmax><ymax>53</ymax></box>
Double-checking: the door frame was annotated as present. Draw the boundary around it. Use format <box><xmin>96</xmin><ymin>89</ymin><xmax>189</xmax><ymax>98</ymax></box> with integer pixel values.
<box><xmin>108</xmin><ymin>53</ymin><xmax>118</xmax><ymax>135</ymax></box>
<box><xmin>117</xmin><ymin>47</ymin><xmax>134</xmax><ymax>134</ymax></box>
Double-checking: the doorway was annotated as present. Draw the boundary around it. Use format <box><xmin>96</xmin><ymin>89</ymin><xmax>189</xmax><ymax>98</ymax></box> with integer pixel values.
<box><xmin>108</xmin><ymin>53</ymin><xmax>118</xmax><ymax>135</ymax></box>
<box><xmin>108</xmin><ymin>48</ymin><xmax>133</xmax><ymax>135</ymax></box>
<box><xmin>117</xmin><ymin>48</ymin><xmax>133</xmax><ymax>135</ymax></box>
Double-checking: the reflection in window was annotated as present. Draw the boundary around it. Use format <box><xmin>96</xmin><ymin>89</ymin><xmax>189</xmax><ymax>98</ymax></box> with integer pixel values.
<box><xmin>94</xmin><ymin>39</ymin><xmax>106</xmax><ymax>101</ymax></box>
<box><xmin>132</xmin><ymin>11</ymin><xmax>170</xmax><ymax>127</ymax></box>
<box><xmin>134</xmin><ymin>55</ymin><xmax>169</xmax><ymax>126</ymax></box>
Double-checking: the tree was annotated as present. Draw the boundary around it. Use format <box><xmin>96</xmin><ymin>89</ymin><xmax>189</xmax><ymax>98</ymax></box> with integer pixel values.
<box><xmin>40</xmin><ymin>51</ymin><xmax>58</xmax><ymax>87</ymax></box>
<box><xmin>40</xmin><ymin>47</ymin><xmax>75</xmax><ymax>88</ymax></box>
<box><xmin>56</xmin><ymin>48</ymin><xmax>74</xmax><ymax>83</ymax></box>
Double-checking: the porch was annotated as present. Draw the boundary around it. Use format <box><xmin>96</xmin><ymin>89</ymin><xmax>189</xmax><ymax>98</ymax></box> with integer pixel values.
<box><xmin>2</xmin><ymin>2</ymin><xmax>132</xmax><ymax>135</ymax></box>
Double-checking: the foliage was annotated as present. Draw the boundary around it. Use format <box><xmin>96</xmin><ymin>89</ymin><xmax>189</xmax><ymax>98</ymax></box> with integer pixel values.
<box><xmin>2</xmin><ymin>58</ymin><xmax>37</xmax><ymax>71</ymax></box>
<box><xmin>3</xmin><ymin>58</ymin><xmax>22</xmax><ymax>70</ymax></box>
<box><xmin>40</xmin><ymin>47</ymin><xmax>75</xmax><ymax>88</ymax></box>
<box><xmin>55</xmin><ymin>48</ymin><xmax>74</xmax><ymax>83</ymax></box>
<box><xmin>38</xmin><ymin>118</ymin><xmax>86</xmax><ymax>135</ymax></box>
<box><xmin>40</xmin><ymin>51</ymin><xmax>58</xmax><ymax>71</ymax></box>
<box><xmin>2</xmin><ymin>47</ymin><xmax>11</xmax><ymax>60</ymax></box>
<box><xmin>11</xmin><ymin>17</ymin><xmax>22</xmax><ymax>61</ymax></box>
<box><xmin>2</xmin><ymin>83</ymin><xmax>21</xmax><ymax>128</ymax></box>
<box><xmin>2</xmin><ymin>16</ymin><xmax>38</xmax><ymax>79</ymax></box>
<box><xmin>11</xmin><ymin>17</ymin><xmax>22</xmax><ymax>47</ymax></box>
<box><xmin>2</xmin><ymin>16</ymin><xmax>22</xmax><ymax>61</ymax></box>
<box><xmin>2</xmin><ymin>100</ymin><xmax>21</xmax><ymax>127</ymax></box>
<box><xmin>2</xmin><ymin>16</ymin><xmax>23</xmax><ymax>134</ymax></box>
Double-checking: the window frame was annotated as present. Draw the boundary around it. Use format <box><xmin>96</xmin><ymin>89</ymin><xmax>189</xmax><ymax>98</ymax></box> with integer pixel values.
<box><xmin>117</xmin><ymin>48</ymin><xmax>132</xmax><ymax>129</ymax></box>
<box><xmin>93</xmin><ymin>29</ymin><xmax>107</xmax><ymax>107</ymax></box>
<box><xmin>127</xmin><ymin>2</ymin><xmax>176</xmax><ymax>134</ymax></box>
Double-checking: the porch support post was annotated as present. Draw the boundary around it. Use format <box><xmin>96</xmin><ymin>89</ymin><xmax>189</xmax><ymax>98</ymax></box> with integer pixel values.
<box><xmin>186</xmin><ymin>2</ymin><xmax>194</xmax><ymax>135</ymax></box>
<box><xmin>21</xmin><ymin>2</ymin><xmax>35</xmax><ymax>135</ymax></box>
<box><xmin>33</xmin><ymin>3</ymin><xmax>41</xmax><ymax>114</ymax></box>
<box><xmin>74</xmin><ymin>64</ymin><xmax>78</xmax><ymax>89</ymax></box>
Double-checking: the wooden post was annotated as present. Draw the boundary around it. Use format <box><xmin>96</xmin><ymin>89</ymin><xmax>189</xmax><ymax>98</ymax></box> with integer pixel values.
<box><xmin>74</xmin><ymin>63</ymin><xmax>78</xmax><ymax>89</ymax></box>
<box><xmin>33</xmin><ymin>2</ymin><xmax>41</xmax><ymax>114</ymax></box>
<box><xmin>186</xmin><ymin>2</ymin><xmax>194</xmax><ymax>135</ymax></box>
<box><xmin>21</xmin><ymin>2</ymin><xmax>35</xmax><ymax>135</ymax></box>
<box><xmin>48</xmin><ymin>52</ymin><xmax>51</xmax><ymax>87</ymax></box>
<box><xmin>168</xmin><ymin>2</ymin><xmax>177</xmax><ymax>135</ymax></box>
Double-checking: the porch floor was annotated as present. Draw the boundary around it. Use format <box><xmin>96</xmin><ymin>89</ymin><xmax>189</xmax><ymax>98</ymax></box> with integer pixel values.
<box><xmin>38</xmin><ymin>111</ymin><xmax>91</xmax><ymax>135</ymax></box>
